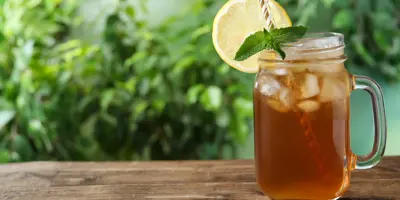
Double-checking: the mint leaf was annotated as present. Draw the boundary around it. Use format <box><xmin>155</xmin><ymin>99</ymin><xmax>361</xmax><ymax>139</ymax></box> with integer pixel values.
<box><xmin>273</xmin><ymin>43</ymin><xmax>286</xmax><ymax>60</ymax></box>
<box><xmin>270</xmin><ymin>26</ymin><xmax>308</xmax><ymax>43</ymax></box>
<box><xmin>234</xmin><ymin>31</ymin><xmax>269</xmax><ymax>61</ymax></box>
<box><xmin>233</xmin><ymin>26</ymin><xmax>308</xmax><ymax>61</ymax></box>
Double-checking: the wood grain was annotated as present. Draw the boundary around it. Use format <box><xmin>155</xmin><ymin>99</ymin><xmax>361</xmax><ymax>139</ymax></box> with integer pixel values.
<box><xmin>0</xmin><ymin>157</ymin><xmax>399</xmax><ymax>200</ymax></box>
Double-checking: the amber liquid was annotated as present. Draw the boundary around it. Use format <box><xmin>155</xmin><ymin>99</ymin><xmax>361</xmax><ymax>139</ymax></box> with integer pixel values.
<box><xmin>253</xmin><ymin>70</ymin><xmax>351</xmax><ymax>199</ymax></box>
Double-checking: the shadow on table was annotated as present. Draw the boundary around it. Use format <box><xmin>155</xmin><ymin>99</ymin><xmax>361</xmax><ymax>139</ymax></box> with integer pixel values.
<box><xmin>339</xmin><ymin>198</ymin><xmax>394</xmax><ymax>200</ymax></box>
<box><xmin>255</xmin><ymin>189</ymin><xmax>394</xmax><ymax>200</ymax></box>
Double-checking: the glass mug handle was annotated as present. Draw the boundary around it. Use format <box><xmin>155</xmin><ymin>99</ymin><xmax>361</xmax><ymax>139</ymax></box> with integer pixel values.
<box><xmin>350</xmin><ymin>75</ymin><xmax>387</xmax><ymax>169</ymax></box>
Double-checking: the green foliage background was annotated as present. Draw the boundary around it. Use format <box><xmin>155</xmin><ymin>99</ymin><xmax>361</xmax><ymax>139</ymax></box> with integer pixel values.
<box><xmin>0</xmin><ymin>0</ymin><xmax>398</xmax><ymax>162</ymax></box>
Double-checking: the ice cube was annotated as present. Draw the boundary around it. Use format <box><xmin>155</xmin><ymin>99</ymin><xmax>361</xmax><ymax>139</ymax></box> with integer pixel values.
<box><xmin>297</xmin><ymin>100</ymin><xmax>320</xmax><ymax>113</ymax></box>
<box><xmin>256</xmin><ymin>75</ymin><xmax>281</xmax><ymax>97</ymax></box>
<box><xmin>319</xmin><ymin>76</ymin><xmax>347</xmax><ymax>102</ymax></box>
<box><xmin>272</xmin><ymin>68</ymin><xmax>289</xmax><ymax>76</ymax></box>
<box><xmin>270</xmin><ymin>69</ymin><xmax>293</xmax><ymax>88</ymax></box>
<box><xmin>264</xmin><ymin>86</ymin><xmax>294</xmax><ymax>113</ymax></box>
<box><xmin>295</xmin><ymin>73</ymin><xmax>320</xmax><ymax>99</ymax></box>
<box><xmin>266</xmin><ymin>99</ymin><xmax>290</xmax><ymax>113</ymax></box>
<box><xmin>260</xmin><ymin>66</ymin><xmax>290</xmax><ymax>77</ymax></box>
<box><xmin>279</xmin><ymin>87</ymin><xmax>293</xmax><ymax>109</ymax></box>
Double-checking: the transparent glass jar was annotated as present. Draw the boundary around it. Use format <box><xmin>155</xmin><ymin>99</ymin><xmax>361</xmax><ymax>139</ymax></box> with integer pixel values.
<box><xmin>253</xmin><ymin>33</ymin><xmax>387</xmax><ymax>199</ymax></box>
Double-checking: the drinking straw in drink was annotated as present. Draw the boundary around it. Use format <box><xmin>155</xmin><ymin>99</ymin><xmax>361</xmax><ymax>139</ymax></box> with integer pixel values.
<box><xmin>258</xmin><ymin>0</ymin><xmax>327</xmax><ymax>177</ymax></box>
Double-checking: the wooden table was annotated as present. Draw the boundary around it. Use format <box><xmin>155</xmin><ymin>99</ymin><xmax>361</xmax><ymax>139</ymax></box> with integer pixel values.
<box><xmin>0</xmin><ymin>156</ymin><xmax>399</xmax><ymax>200</ymax></box>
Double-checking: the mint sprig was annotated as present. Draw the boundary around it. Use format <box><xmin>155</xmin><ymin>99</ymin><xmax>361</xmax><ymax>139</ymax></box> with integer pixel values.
<box><xmin>234</xmin><ymin>26</ymin><xmax>308</xmax><ymax>61</ymax></box>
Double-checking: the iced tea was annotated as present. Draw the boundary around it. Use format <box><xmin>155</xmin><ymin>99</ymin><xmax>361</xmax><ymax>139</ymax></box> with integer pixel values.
<box><xmin>254</xmin><ymin>60</ymin><xmax>352</xmax><ymax>199</ymax></box>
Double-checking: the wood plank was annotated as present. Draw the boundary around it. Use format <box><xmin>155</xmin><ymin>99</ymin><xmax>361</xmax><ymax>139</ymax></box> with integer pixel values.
<box><xmin>0</xmin><ymin>181</ymin><xmax>397</xmax><ymax>200</ymax></box>
<box><xmin>0</xmin><ymin>157</ymin><xmax>399</xmax><ymax>200</ymax></box>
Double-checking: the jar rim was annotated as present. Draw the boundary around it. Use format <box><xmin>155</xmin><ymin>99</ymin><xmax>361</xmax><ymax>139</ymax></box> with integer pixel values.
<box><xmin>258</xmin><ymin>32</ymin><xmax>347</xmax><ymax>65</ymax></box>
<box><xmin>281</xmin><ymin>32</ymin><xmax>344</xmax><ymax>49</ymax></box>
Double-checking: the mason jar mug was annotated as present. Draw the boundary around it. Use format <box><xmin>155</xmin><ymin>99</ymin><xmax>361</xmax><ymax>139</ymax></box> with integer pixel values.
<box><xmin>253</xmin><ymin>33</ymin><xmax>387</xmax><ymax>200</ymax></box>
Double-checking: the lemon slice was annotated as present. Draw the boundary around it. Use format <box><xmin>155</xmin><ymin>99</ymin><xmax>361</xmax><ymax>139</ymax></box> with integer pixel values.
<box><xmin>212</xmin><ymin>0</ymin><xmax>292</xmax><ymax>73</ymax></box>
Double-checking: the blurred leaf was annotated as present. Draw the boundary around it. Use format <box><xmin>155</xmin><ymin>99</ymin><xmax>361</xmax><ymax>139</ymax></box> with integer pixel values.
<box><xmin>152</xmin><ymin>99</ymin><xmax>165</xmax><ymax>113</ymax></box>
<box><xmin>332</xmin><ymin>9</ymin><xmax>354</xmax><ymax>29</ymax></box>
<box><xmin>139</xmin><ymin>0</ymin><xmax>148</xmax><ymax>14</ymax></box>
<box><xmin>132</xmin><ymin>100</ymin><xmax>148</xmax><ymax>120</ymax></box>
<box><xmin>191</xmin><ymin>25</ymin><xmax>210</xmax><ymax>40</ymax></box>
<box><xmin>352</xmin><ymin>36</ymin><xmax>376</xmax><ymax>66</ymax></box>
<box><xmin>373</xmin><ymin>30</ymin><xmax>391</xmax><ymax>53</ymax></box>
<box><xmin>381</xmin><ymin>63</ymin><xmax>398</xmax><ymax>78</ymax></box>
<box><xmin>296</xmin><ymin>1</ymin><xmax>317</xmax><ymax>25</ymax></box>
<box><xmin>44</xmin><ymin>0</ymin><xmax>60</xmax><ymax>12</ymax></box>
<box><xmin>11</xmin><ymin>40</ymin><xmax>35</xmax><ymax>82</ymax></box>
<box><xmin>26</xmin><ymin>0</ymin><xmax>42</xmax><ymax>8</ymax></box>
<box><xmin>389</xmin><ymin>37</ymin><xmax>400</xmax><ymax>56</ymax></box>
<box><xmin>200</xmin><ymin>86</ymin><xmax>222</xmax><ymax>111</ymax></box>
<box><xmin>0</xmin><ymin>98</ymin><xmax>14</xmax><ymax>110</ymax></box>
<box><xmin>122</xmin><ymin>77</ymin><xmax>137</xmax><ymax>93</ymax></box>
<box><xmin>125</xmin><ymin>51</ymin><xmax>147</xmax><ymax>67</ymax></box>
<box><xmin>100</xmin><ymin>112</ymin><xmax>117</xmax><ymax>126</ymax></box>
<box><xmin>230</xmin><ymin>117</ymin><xmax>249</xmax><ymax>144</ymax></box>
<box><xmin>139</xmin><ymin>78</ymin><xmax>150</xmax><ymax>96</ymax></box>
<box><xmin>173</xmin><ymin>56</ymin><xmax>196</xmax><ymax>75</ymax></box>
<box><xmin>216</xmin><ymin>110</ymin><xmax>230</xmax><ymax>128</ymax></box>
<box><xmin>233</xmin><ymin>97</ymin><xmax>253</xmax><ymax>117</ymax></box>
<box><xmin>12</xmin><ymin>134</ymin><xmax>34</xmax><ymax>161</ymax></box>
<box><xmin>0</xmin><ymin>150</ymin><xmax>10</xmax><ymax>163</ymax></box>
<box><xmin>53</xmin><ymin>40</ymin><xmax>82</xmax><ymax>54</ymax></box>
<box><xmin>28</xmin><ymin>119</ymin><xmax>49</xmax><ymax>151</ymax></box>
<box><xmin>80</xmin><ymin>114</ymin><xmax>98</xmax><ymax>137</ymax></box>
<box><xmin>0</xmin><ymin>110</ymin><xmax>15</xmax><ymax>131</ymax></box>
<box><xmin>125</xmin><ymin>5</ymin><xmax>136</xmax><ymax>19</ymax></box>
<box><xmin>187</xmin><ymin>84</ymin><xmax>205</xmax><ymax>104</ymax></box>
<box><xmin>142</xmin><ymin>145</ymin><xmax>151</xmax><ymax>160</ymax></box>
<box><xmin>101</xmin><ymin>89</ymin><xmax>115</xmax><ymax>111</ymax></box>
<box><xmin>321</xmin><ymin>0</ymin><xmax>335</xmax><ymax>7</ymax></box>
<box><xmin>217</xmin><ymin>63</ymin><xmax>230</xmax><ymax>75</ymax></box>
<box><xmin>78</xmin><ymin>96</ymin><xmax>94</xmax><ymax>111</ymax></box>
<box><xmin>371</xmin><ymin>12</ymin><xmax>396</xmax><ymax>30</ymax></box>
<box><xmin>160</xmin><ymin>139</ymin><xmax>171</xmax><ymax>154</ymax></box>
